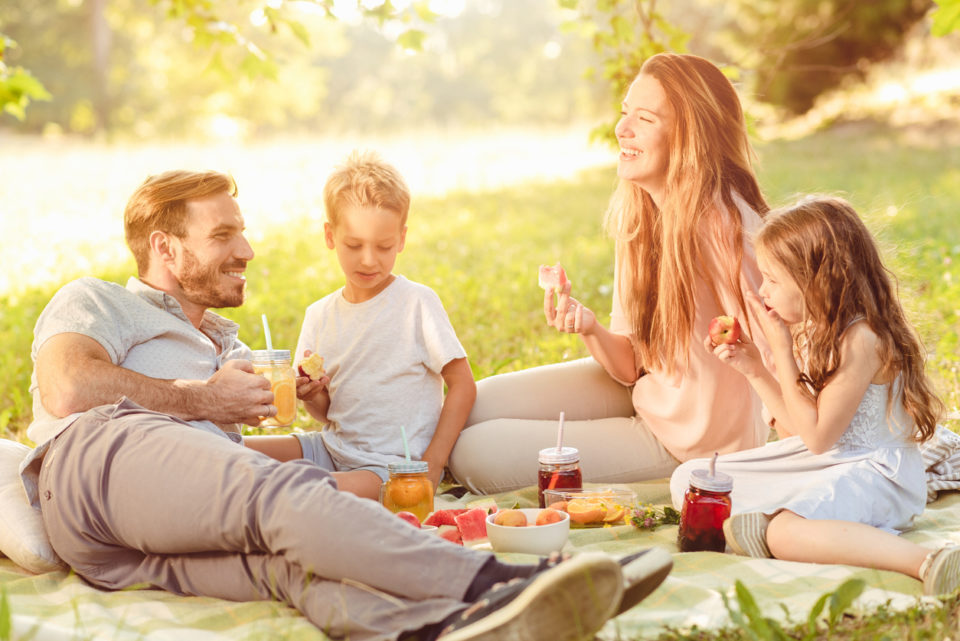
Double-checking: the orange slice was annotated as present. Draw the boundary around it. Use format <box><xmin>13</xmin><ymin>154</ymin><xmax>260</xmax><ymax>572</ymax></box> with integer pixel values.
<box><xmin>567</xmin><ymin>499</ymin><xmax>605</xmax><ymax>525</ymax></box>
<box><xmin>272</xmin><ymin>379</ymin><xmax>297</xmax><ymax>425</ymax></box>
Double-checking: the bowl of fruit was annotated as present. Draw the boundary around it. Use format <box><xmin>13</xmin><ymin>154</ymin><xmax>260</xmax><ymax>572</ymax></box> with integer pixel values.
<box><xmin>485</xmin><ymin>508</ymin><xmax>570</xmax><ymax>555</ymax></box>
<box><xmin>541</xmin><ymin>488</ymin><xmax>637</xmax><ymax>527</ymax></box>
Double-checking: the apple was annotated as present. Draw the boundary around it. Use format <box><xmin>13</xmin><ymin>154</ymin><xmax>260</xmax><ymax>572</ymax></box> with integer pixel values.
<box><xmin>396</xmin><ymin>511</ymin><xmax>421</xmax><ymax>528</ymax></box>
<box><xmin>708</xmin><ymin>315</ymin><xmax>741</xmax><ymax>346</ymax></box>
<box><xmin>297</xmin><ymin>352</ymin><xmax>326</xmax><ymax>380</ymax></box>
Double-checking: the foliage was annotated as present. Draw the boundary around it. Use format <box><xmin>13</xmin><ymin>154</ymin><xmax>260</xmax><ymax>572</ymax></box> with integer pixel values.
<box><xmin>630</xmin><ymin>503</ymin><xmax>680</xmax><ymax>530</ymax></box>
<box><xmin>721</xmin><ymin>579</ymin><xmax>864</xmax><ymax>641</ymax></box>
<box><xmin>931</xmin><ymin>0</ymin><xmax>960</xmax><ymax>34</ymax></box>
<box><xmin>0</xmin><ymin>34</ymin><xmax>50</xmax><ymax>120</ymax></box>
<box><xmin>558</xmin><ymin>0</ymin><xmax>689</xmax><ymax>144</ymax></box>
<box><xmin>711</xmin><ymin>0</ymin><xmax>932</xmax><ymax>114</ymax></box>
<box><xmin>0</xmin><ymin>0</ymin><xmax>600</xmax><ymax>136</ymax></box>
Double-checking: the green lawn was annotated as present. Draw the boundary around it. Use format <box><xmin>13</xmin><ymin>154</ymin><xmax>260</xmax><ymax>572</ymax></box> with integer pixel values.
<box><xmin>0</xmin><ymin>123</ymin><xmax>959</xmax><ymax>638</ymax></box>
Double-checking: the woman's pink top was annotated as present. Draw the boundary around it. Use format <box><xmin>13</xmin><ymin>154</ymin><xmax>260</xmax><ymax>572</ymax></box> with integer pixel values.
<box><xmin>609</xmin><ymin>195</ymin><xmax>773</xmax><ymax>461</ymax></box>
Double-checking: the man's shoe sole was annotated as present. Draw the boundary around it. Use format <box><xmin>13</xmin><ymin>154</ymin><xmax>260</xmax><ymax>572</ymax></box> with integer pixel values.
<box><xmin>441</xmin><ymin>552</ymin><xmax>623</xmax><ymax>641</ymax></box>
<box><xmin>617</xmin><ymin>547</ymin><xmax>673</xmax><ymax>614</ymax></box>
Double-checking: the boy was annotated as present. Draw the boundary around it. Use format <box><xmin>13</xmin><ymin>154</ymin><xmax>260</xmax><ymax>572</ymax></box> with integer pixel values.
<box><xmin>293</xmin><ymin>150</ymin><xmax>476</xmax><ymax>500</ymax></box>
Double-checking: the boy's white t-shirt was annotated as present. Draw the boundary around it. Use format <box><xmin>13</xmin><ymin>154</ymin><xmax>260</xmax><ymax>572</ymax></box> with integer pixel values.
<box><xmin>294</xmin><ymin>275</ymin><xmax>467</xmax><ymax>471</ymax></box>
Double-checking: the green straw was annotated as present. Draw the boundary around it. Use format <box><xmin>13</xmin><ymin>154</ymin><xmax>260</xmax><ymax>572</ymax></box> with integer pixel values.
<box><xmin>400</xmin><ymin>425</ymin><xmax>411</xmax><ymax>461</ymax></box>
<box><xmin>261</xmin><ymin>314</ymin><xmax>273</xmax><ymax>350</ymax></box>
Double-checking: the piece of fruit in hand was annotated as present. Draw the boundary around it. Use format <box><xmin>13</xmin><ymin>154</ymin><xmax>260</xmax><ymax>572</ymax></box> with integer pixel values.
<box><xmin>708</xmin><ymin>315</ymin><xmax>741</xmax><ymax>346</ymax></box>
<box><xmin>297</xmin><ymin>352</ymin><xmax>326</xmax><ymax>380</ymax></box>
<box><xmin>538</xmin><ymin>263</ymin><xmax>568</xmax><ymax>291</ymax></box>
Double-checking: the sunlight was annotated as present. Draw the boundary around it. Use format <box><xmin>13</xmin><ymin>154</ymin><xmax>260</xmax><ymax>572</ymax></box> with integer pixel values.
<box><xmin>1</xmin><ymin>128</ymin><xmax>612</xmax><ymax>296</ymax></box>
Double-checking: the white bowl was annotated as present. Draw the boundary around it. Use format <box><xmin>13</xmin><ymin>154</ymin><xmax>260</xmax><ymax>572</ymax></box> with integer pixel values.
<box><xmin>485</xmin><ymin>508</ymin><xmax>570</xmax><ymax>555</ymax></box>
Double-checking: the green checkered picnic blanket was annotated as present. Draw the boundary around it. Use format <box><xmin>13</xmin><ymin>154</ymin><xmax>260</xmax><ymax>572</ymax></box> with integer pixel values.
<box><xmin>2</xmin><ymin>480</ymin><xmax>957</xmax><ymax>640</ymax></box>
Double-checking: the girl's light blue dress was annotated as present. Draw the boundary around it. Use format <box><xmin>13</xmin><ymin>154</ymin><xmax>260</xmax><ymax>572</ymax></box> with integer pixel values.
<box><xmin>670</xmin><ymin>381</ymin><xmax>927</xmax><ymax>533</ymax></box>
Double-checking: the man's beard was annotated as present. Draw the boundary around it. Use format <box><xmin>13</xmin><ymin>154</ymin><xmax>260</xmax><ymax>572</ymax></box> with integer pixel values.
<box><xmin>177</xmin><ymin>248</ymin><xmax>246</xmax><ymax>309</ymax></box>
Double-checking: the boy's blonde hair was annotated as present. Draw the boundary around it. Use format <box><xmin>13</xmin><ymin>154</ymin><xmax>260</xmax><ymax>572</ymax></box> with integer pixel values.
<box><xmin>124</xmin><ymin>170</ymin><xmax>237</xmax><ymax>275</ymax></box>
<box><xmin>323</xmin><ymin>151</ymin><xmax>411</xmax><ymax>228</ymax></box>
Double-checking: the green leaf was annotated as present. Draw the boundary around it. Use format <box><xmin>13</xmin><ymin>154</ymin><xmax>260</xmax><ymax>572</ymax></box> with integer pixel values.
<box><xmin>396</xmin><ymin>29</ymin><xmax>427</xmax><ymax>51</ymax></box>
<box><xmin>412</xmin><ymin>1</ymin><xmax>439</xmax><ymax>22</ymax></box>
<box><xmin>0</xmin><ymin>585</ymin><xmax>10</xmax><ymax>641</ymax></box>
<box><xmin>827</xmin><ymin>578</ymin><xmax>865</xmax><ymax>628</ymax></box>
<box><xmin>610</xmin><ymin>15</ymin><xmax>634</xmax><ymax>44</ymax></box>
<box><xmin>557</xmin><ymin>0</ymin><xmax>579</xmax><ymax>9</ymax></box>
<box><xmin>803</xmin><ymin>593</ymin><xmax>830</xmax><ymax>640</ymax></box>
<box><xmin>734</xmin><ymin>580</ymin><xmax>772</xmax><ymax>639</ymax></box>
<box><xmin>931</xmin><ymin>0</ymin><xmax>960</xmax><ymax>36</ymax></box>
<box><xmin>284</xmin><ymin>18</ymin><xmax>311</xmax><ymax>47</ymax></box>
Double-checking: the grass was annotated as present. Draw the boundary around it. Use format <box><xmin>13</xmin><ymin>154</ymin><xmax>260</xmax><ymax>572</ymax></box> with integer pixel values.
<box><xmin>0</xmin><ymin>122</ymin><xmax>959</xmax><ymax>638</ymax></box>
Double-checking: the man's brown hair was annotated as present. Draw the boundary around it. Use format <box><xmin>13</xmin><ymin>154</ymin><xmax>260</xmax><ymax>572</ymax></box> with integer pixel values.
<box><xmin>124</xmin><ymin>170</ymin><xmax>237</xmax><ymax>274</ymax></box>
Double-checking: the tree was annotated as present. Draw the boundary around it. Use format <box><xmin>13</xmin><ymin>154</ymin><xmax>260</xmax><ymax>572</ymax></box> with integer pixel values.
<box><xmin>0</xmin><ymin>34</ymin><xmax>50</xmax><ymax>120</ymax></box>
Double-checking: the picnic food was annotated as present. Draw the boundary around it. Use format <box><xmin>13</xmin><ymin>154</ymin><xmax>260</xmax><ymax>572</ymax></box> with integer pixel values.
<box><xmin>538</xmin><ymin>263</ymin><xmax>568</xmax><ymax>291</ymax></box>
<box><xmin>535</xmin><ymin>508</ymin><xmax>564</xmax><ymax>526</ymax></box>
<box><xmin>251</xmin><ymin>349</ymin><xmax>297</xmax><ymax>428</ymax></box>
<box><xmin>493</xmin><ymin>509</ymin><xmax>528</xmax><ymax>527</ymax></box>
<box><xmin>542</xmin><ymin>488</ymin><xmax>636</xmax><ymax>527</ymax></box>
<box><xmin>395</xmin><ymin>511</ymin><xmax>421</xmax><ymax>528</ymax></box>
<box><xmin>454</xmin><ymin>508</ymin><xmax>490</xmax><ymax>544</ymax></box>
<box><xmin>708</xmin><ymin>315</ymin><xmax>741</xmax><ymax>345</ymax></box>
<box><xmin>678</xmin><ymin>466</ymin><xmax>733</xmax><ymax>552</ymax></box>
<box><xmin>297</xmin><ymin>352</ymin><xmax>326</xmax><ymax>380</ymax></box>
<box><xmin>537</xmin><ymin>447</ymin><xmax>582</xmax><ymax>507</ymax></box>
<box><xmin>380</xmin><ymin>461</ymin><xmax>434</xmax><ymax>522</ymax></box>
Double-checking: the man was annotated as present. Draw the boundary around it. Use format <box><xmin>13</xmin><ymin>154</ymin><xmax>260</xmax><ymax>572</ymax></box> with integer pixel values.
<box><xmin>21</xmin><ymin>170</ymin><xmax>672</xmax><ymax>641</ymax></box>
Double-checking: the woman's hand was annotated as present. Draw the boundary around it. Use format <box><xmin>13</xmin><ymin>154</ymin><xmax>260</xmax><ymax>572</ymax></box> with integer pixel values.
<box><xmin>544</xmin><ymin>281</ymin><xmax>597</xmax><ymax>335</ymax></box>
<box><xmin>746</xmin><ymin>291</ymin><xmax>793</xmax><ymax>356</ymax></box>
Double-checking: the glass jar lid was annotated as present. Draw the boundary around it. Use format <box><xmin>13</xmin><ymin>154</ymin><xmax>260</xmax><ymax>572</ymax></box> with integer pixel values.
<box><xmin>538</xmin><ymin>446</ymin><xmax>580</xmax><ymax>465</ymax></box>
<box><xmin>388</xmin><ymin>460</ymin><xmax>429</xmax><ymax>475</ymax></box>
<box><xmin>252</xmin><ymin>349</ymin><xmax>291</xmax><ymax>361</ymax></box>
<box><xmin>689</xmin><ymin>467</ymin><xmax>733</xmax><ymax>492</ymax></box>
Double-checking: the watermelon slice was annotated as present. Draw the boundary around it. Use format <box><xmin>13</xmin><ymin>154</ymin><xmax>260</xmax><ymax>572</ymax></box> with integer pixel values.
<box><xmin>454</xmin><ymin>508</ymin><xmax>490</xmax><ymax>545</ymax></box>
<box><xmin>464</xmin><ymin>497</ymin><xmax>499</xmax><ymax>515</ymax></box>
<box><xmin>437</xmin><ymin>524</ymin><xmax>462</xmax><ymax>545</ymax></box>
<box><xmin>538</xmin><ymin>263</ymin><xmax>568</xmax><ymax>291</ymax></box>
<box><xmin>423</xmin><ymin>508</ymin><xmax>467</xmax><ymax>528</ymax></box>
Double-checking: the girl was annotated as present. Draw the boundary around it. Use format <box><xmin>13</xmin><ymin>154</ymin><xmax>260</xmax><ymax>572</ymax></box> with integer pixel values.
<box><xmin>449</xmin><ymin>53</ymin><xmax>773</xmax><ymax>495</ymax></box>
<box><xmin>670</xmin><ymin>196</ymin><xmax>957</xmax><ymax>595</ymax></box>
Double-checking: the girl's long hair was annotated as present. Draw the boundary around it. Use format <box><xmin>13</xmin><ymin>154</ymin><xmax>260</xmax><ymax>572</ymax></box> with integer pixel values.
<box><xmin>605</xmin><ymin>53</ymin><xmax>768</xmax><ymax>376</ymax></box>
<box><xmin>757</xmin><ymin>197</ymin><xmax>943</xmax><ymax>441</ymax></box>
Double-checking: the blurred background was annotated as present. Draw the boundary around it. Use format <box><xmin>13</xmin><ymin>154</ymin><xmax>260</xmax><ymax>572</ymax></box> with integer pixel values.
<box><xmin>2</xmin><ymin>0</ymin><xmax>958</xmax><ymax>296</ymax></box>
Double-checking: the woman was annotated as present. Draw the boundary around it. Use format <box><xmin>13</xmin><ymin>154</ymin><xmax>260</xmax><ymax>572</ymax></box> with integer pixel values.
<box><xmin>448</xmin><ymin>53</ymin><xmax>774</xmax><ymax>495</ymax></box>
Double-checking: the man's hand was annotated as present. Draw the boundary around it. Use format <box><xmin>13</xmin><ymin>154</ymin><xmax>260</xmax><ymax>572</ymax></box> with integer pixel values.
<box><xmin>202</xmin><ymin>359</ymin><xmax>275</xmax><ymax>426</ymax></box>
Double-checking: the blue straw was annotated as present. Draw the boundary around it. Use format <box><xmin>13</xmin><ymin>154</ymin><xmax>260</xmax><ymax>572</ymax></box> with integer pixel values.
<box><xmin>400</xmin><ymin>425</ymin><xmax>411</xmax><ymax>461</ymax></box>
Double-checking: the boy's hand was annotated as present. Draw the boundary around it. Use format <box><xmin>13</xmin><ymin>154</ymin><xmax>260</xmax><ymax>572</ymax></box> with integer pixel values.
<box><xmin>296</xmin><ymin>374</ymin><xmax>329</xmax><ymax>401</ymax></box>
<box><xmin>544</xmin><ymin>280</ymin><xmax>597</xmax><ymax>335</ymax></box>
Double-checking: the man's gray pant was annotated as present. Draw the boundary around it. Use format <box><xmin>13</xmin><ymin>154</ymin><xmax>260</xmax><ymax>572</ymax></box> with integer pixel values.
<box><xmin>38</xmin><ymin>400</ymin><xmax>484</xmax><ymax>641</ymax></box>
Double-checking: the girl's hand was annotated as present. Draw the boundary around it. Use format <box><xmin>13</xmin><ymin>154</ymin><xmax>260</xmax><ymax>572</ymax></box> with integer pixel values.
<box><xmin>544</xmin><ymin>280</ymin><xmax>597</xmax><ymax>335</ymax></box>
<box><xmin>746</xmin><ymin>291</ymin><xmax>793</xmax><ymax>355</ymax></box>
<box><xmin>704</xmin><ymin>331</ymin><xmax>765</xmax><ymax>379</ymax></box>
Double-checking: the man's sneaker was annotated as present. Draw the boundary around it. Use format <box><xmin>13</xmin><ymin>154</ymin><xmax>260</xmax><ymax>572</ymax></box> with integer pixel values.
<box><xmin>922</xmin><ymin>546</ymin><xmax>960</xmax><ymax>596</ymax></box>
<box><xmin>722</xmin><ymin>513</ymin><xmax>772</xmax><ymax>558</ymax></box>
<box><xmin>615</xmin><ymin>547</ymin><xmax>673</xmax><ymax>614</ymax></box>
<box><xmin>439</xmin><ymin>551</ymin><xmax>623</xmax><ymax>641</ymax></box>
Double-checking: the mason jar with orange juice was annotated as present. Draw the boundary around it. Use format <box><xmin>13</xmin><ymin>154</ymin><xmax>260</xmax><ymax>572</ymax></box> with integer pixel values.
<box><xmin>252</xmin><ymin>349</ymin><xmax>297</xmax><ymax>428</ymax></box>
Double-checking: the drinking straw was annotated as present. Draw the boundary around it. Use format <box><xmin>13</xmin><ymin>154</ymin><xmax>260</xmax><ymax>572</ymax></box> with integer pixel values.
<box><xmin>555</xmin><ymin>411</ymin><xmax>565</xmax><ymax>451</ymax></box>
<box><xmin>400</xmin><ymin>425</ymin><xmax>411</xmax><ymax>461</ymax></box>
<box><xmin>710</xmin><ymin>451</ymin><xmax>719</xmax><ymax>477</ymax></box>
<box><xmin>261</xmin><ymin>314</ymin><xmax>273</xmax><ymax>350</ymax></box>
